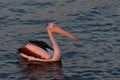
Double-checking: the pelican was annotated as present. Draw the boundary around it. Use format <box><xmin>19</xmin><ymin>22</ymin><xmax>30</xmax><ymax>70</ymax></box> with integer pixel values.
<box><xmin>18</xmin><ymin>23</ymin><xmax>79</xmax><ymax>62</ymax></box>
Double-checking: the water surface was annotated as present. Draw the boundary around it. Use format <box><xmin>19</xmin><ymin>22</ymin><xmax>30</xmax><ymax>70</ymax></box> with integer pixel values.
<box><xmin>0</xmin><ymin>0</ymin><xmax>120</xmax><ymax>80</ymax></box>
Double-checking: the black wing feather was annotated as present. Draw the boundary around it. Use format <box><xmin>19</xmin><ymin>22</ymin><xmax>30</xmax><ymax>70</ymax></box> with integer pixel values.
<box><xmin>18</xmin><ymin>40</ymin><xmax>53</xmax><ymax>58</ymax></box>
<box><xmin>29</xmin><ymin>40</ymin><xmax>53</xmax><ymax>51</ymax></box>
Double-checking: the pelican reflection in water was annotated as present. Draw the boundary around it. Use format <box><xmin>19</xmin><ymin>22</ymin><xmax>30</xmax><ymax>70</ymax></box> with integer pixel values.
<box><xmin>18</xmin><ymin>59</ymin><xmax>63</xmax><ymax>78</ymax></box>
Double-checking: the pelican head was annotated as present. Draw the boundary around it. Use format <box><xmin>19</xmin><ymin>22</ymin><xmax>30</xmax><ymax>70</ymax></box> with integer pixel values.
<box><xmin>47</xmin><ymin>23</ymin><xmax>80</xmax><ymax>41</ymax></box>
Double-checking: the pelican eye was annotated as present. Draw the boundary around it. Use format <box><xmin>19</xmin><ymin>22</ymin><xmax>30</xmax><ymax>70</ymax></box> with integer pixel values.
<box><xmin>46</xmin><ymin>23</ymin><xmax>49</xmax><ymax>26</ymax></box>
<box><xmin>53</xmin><ymin>25</ymin><xmax>56</xmax><ymax>27</ymax></box>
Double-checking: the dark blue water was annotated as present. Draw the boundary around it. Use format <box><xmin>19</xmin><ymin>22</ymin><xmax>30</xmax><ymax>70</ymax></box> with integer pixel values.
<box><xmin>0</xmin><ymin>0</ymin><xmax>120</xmax><ymax>80</ymax></box>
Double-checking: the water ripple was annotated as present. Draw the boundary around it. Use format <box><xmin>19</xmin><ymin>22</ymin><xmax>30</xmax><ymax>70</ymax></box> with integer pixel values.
<box><xmin>0</xmin><ymin>0</ymin><xmax>120</xmax><ymax>80</ymax></box>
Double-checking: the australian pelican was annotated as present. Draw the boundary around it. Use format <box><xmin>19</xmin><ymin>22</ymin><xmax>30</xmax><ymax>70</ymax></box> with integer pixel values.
<box><xmin>18</xmin><ymin>23</ymin><xmax>79</xmax><ymax>62</ymax></box>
